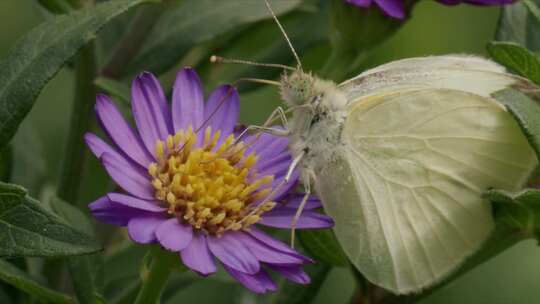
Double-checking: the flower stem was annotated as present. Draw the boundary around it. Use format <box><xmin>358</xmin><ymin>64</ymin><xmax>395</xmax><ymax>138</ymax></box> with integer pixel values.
<box><xmin>57</xmin><ymin>42</ymin><xmax>97</xmax><ymax>205</ymax></box>
<box><xmin>134</xmin><ymin>248</ymin><xmax>176</xmax><ymax>304</ymax></box>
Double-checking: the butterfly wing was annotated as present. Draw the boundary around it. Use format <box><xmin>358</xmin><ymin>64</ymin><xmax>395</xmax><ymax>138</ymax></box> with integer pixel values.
<box><xmin>313</xmin><ymin>88</ymin><xmax>537</xmax><ymax>294</ymax></box>
<box><xmin>339</xmin><ymin>55</ymin><xmax>524</xmax><ymax>102</ymax></box>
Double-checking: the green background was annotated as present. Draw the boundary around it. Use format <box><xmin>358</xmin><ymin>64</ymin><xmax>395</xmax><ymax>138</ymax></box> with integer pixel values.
<box><xmin>0</xmin><ymin>1</ymin><xmax>538</xmax><ymax>303</ymax></box>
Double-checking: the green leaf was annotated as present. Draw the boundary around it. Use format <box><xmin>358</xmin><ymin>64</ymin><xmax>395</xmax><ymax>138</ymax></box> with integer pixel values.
<box><xmin>0</xmin><ymin>259</ymin><xmax>74</xmax><ymax>304</ymax></box>
<box><xmin>271</xmin><ymin>264</ymin><xmax>331</xmax><ymax>304</ymax></box>
<box><xmin>37</xmin><ymin>0</ymin><xmax>74</xmax><ymax>14</ymax></box>
<box><xmin>0</xmin><ymin>182</ymin><xmax>101</xmax><ymax>258</ymax></box>
<box><xmin>487</xmin><ymin>42</ymin><xmax>540</xmax><ymax>85</ymax></box>
<box><xmin>95</xmin><ymin>77</ymin><xmax>130</xmax><ymax>104</ymax></box>
<box><xmin>50</xmin><ymin>196</ymin><xmax>95</xmax><ymax>237</ymax></box>
<box><xmin>0</xmin><ymin>0</ymin><xmax>151</xmax><ymax>149</ymax></box>
<box><xmin>486</xmin><ymin>188</ymin><xmax>540</xmax><ymax>239</ymax></box>
<box><xmin>524</xmin><ymin>0</ymin><xmax>540</xmax><ymax>22</ymax></box>
<box><xmin>492</xmin><ymin>89</ymin><xmax>540</xmax><ymax>160</ymax></box>
<box><xmin>497</xmin><ymin>0</ymin><xmax>540</xmax><ymax>51</ymax></box>
<box><xmin>298</xmin><ymin>229</ymin><xmax>349</xmax><ymax>267</ymax></box>
<box><xmin>200</xmin><ymin>6</ymin><xmax>327</xmax><ymax>92</ymax></box>
<box><xmin>127</xmin><ymin>0</ymin><xmax>302</xmax><ymax>75</ymax></box>
<box><xmin>10</xmin><ymin>125</ymin><xmax>46</xmax><ymax>195</ymax></box>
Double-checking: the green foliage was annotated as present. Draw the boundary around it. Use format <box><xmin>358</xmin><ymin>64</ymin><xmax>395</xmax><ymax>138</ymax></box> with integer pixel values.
<box><xmin>487</xmin><ymin>42</ymin><xmax>540</xmax><ymax>85</ymax></box>
<box><xmin>0</xmin><ymin>182</ymin><xmax>100</xmax><ymax>258</ymax></box>
<box><xmin>0</xmin><ymin>259</ymin><xmax>74</xmax><ymax>304</ymax></box>
<box><xmin>126</xmin><ymin>0</ymin><xmax>302</xmax><ymax>75</ymax></box>
<box><xmin>298</xmin><ymin>229</ymin><xmax>349</xmax><ymax>267</ymax></box>
<box><xmin>271</xmin><ymin>264</ymin><xmax>331</xmax><ymax>304</ymax></box>
<box><xmin>0</xmin><ymin>0</ymin><xmax>149</xmax><ymax>149</ymax></box>
<box><xmin>95</xmin><ymin>76</ymin><xmax>130</xmax><ymax>104</ymax></box>
<box><xmin>497</xmin><ymin>0</ymin><xmax>540</xmax><ymax>50</ymax></box>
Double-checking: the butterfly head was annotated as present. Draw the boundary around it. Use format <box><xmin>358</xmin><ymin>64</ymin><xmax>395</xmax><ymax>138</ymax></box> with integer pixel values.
<box><xmin>280</xmin><ymin>70</ymin><xmax>347</xmax><ymax>112</ymax></box>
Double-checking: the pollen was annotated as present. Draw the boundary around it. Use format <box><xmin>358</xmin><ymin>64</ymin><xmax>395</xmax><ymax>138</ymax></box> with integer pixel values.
<box><xmin>148</xmin><ymin>126</ymin><xmax>276</xmax><ymax>235</ymax></box>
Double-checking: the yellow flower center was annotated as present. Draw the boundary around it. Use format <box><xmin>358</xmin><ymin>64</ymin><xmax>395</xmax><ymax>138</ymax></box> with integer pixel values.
<box><xmin>148</xmin><ymin>126</ymin><xmax>276</xmax><ymax>235</ymax></box>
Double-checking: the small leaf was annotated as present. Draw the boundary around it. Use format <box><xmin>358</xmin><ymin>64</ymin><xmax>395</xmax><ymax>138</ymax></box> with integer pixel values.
<box><xmin>492</xmin><ymin>89</ymin><xmax>540</xmax><ymax>160</ymax></box>
<box><xmin>0</xmin><ymin>259</ymin><xmax>74</xmax><ymax>304</ymax></box>
<box><xmin>0</xmin><ymin>182</ymin><xmax>101</xmax><ymax>258</ymax></box>
<box><xmin>487</xmin><ymin>42</ymin><xmax>540</xmax><ymax>85</ymax></box>
<box><xmin>67</xmin><ymin>257</ymin><xmax>97</xmax><ymax>304</ymax></box>
<box><xmin>95</xmin><ymin>77</ymin><xmax>130</xmax><ymax>104</ymax></box>
<box><xmin>485</xmin><ymin>188</ymin><xmax>540</xmax><ymax>239</ymax></box>
<box><xmin>271</xmin><ymin>264</ymin><xmax>331</xmax><ymax>304</ymax></box>
<box><xmin>0</xmin><ymin>0</ymin><xmax>150</xmax><ymax>149</ymax></box>
<box><xmin>37</xmin><ymin>0</ymin><xmax>74</xmax><ymax>14</ymax></box>
<box><xmin>298</xmin><ymin>229</ymin><xmax>349</xmax><ymax>267</ymax></box>
<box><xmin>524</xmin><ymin>0</ymin><xmax>540</xmax><ymax>22</ymax></box>
<box><xmin>127</xmin><ymin>0</ymin><xmax>302</xmax><ymax>75</ymax></box>
<box><xmin>497</xmin><ymin>0</ymin><xmax>540</xmax><ymax>51</ymax></box>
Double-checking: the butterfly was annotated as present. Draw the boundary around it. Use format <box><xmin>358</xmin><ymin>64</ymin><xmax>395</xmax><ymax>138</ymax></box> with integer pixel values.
<box><xmin>213</xmin><ymin>1</ymin><xmax>539</xmax><ymax>294</ymax></box>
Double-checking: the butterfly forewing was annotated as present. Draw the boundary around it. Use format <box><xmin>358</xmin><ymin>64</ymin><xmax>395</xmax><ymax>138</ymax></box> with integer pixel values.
<box><xmin>315</xmin><ymin>89</ymin><xmax>538</xmax><ymax>293</ymax></box>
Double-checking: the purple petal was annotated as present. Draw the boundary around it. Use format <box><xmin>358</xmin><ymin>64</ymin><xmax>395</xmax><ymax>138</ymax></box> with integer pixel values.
<box><xmin>100</xmin><ymin>153</ymin><xmax>155</xmax><ymax>200</ymax></box>
<box><xmin>259</xmin><ymin>209</ymin><xmax>334</xmax><ymax>229</ymax></box>
<box><xmin>234</xmin><ymin>232</ymin><xmax>305</xmax><ymax>265</ymax></box>
<box><xmin>207</xmin><ymin>232</ymin><xmax>260</xmax><ymax>274</ymax></box>
<box><xmin>172</xmin><ymin>68</ymin><xmax>204</xmax><ymax>133</ymax></box>
<box><xmin>89</xmin><ymin>195</ymin><xmax>151</xmax><ymax>226</ymax></box>
<box><xmin>248</xmin><ymin>228</ymin><xmax>312</xmax><ymax>262</ymax></box>
<box><xmin>181</xmin><ymin>234</ymin><xmax>217</xmax><ymax>276</ymax></box>
<box><xmin>223</xmin><ymin>265</ymin><xmax>276</xmax><ymax>294</ymax></box>
<box><xmin>257</xmin><ymin>160</ymin><xmax>300</xmax><ymax>202</ymax></box>
<box><xmin>131</xmin><ymin>72</ymin><xmax>172</xmax><ymax>156</ymax></box>
<box><xmin>269</xmin><ymin>265</ymin><xmax>310</xmax><ymax>284</ymax></box>
<box><xmin>127</xmin><ymin>215</ymin><xmax>165</xmax><ymax>244</ymax></box>
<box><xmin>203</xmin><ymin>85</ymin><xmax>239</xmax><ymax>139</ymax></box>
<box><xmin>256</xmin><ymin>152</ymin><xmax>291</xmax><ymax>174</ymax></box>
<box><xmin>95</xmin><ymin>95</ymin><xmax>154</xmax><ymax>166</ymax></box>
<box><xmin>244</xmin><ymin>131</ymin><xmax>288</xmax><ymax>160</ymax></box>
<box><xmin>346</xmin><ymin>0</ymin><xmax>373</xmax><ymax>7</ymax></box>
<box><xmin>85</xmin><ymin>133</ymin><xmax>120</xmax><ymax>160</ymax></box>
<box><xmin>374</xmin><ymin>0</ymin><xmax>405</xmax><ymax>19</ymax></box>
<box><xmin>279</xmin><ymin>194</ymin><xmax>322</xmax><ymax>210</ymax></box>
<box><xmin>155</xmin><ymin>218</ymin><xmax>193</xmax><ymax>252</ymax></box>
<box><xmin>107</xmin><ymin>193</ymin><xmax>165</xmax><ymax>212</ymax></box>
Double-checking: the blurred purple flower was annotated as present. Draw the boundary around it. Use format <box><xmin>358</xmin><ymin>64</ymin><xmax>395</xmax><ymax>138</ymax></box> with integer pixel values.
<box><xmin>85</xmin><ymin>67</ymin><xmax>333</xmax><ymax>294</ymax></box>
<box><xmin>345</xmin><ymin>0</ymin><xmax>517</xmax><ymax>20</ymax></box>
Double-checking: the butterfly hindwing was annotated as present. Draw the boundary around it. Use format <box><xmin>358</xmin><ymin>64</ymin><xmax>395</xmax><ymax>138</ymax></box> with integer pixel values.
<box><xmin>314</xmin><ymin>88</ymin><xmax>538</xmax><ymax>294</ymax></box>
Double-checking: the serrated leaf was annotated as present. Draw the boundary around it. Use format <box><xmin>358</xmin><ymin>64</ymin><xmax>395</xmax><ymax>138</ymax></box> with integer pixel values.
<box><xmin>0</xmin><ymin>182</ymin><xmax>101</xmax><ymax>258</ymax></box>
<box><xmin>0</xmin><ymin>259</ymin><xmax>73</xmax><ymax>304</ymax></box>
<box><xmin>497</xmin><ymin>0</ymin><xmax>540</xmax><ymax>51</ymax></box>
<box><xmin>487</xmin><ymin>42</ymin><xmax>540</xmax><ymax>85</ymax></box>
<box><xmin>95</xmin><ymin>77</ymin><xmax>130</xmax><ymax>104</ymax></box>
<box><xmin>0</xmin><ymin>0</ymin><xmax>150</xmax><ymax>149</ymax></box>
<box><xmin>298</xmin><ymin>229</ymin><xmax>349</xmax><ymax>267</ymax></box>
<box><xmin>127</xmin><ymin>0</ymin><xmax>302</xmax><ymax>75</ymax></box>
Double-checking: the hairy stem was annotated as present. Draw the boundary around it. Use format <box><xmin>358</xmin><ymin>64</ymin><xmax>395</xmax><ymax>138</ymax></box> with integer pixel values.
<box><xmin>57</xmin><ymin>43</ymin><xmax>97</xmax><ymax>205</ymax></box>
<box><xmin>134</xmin><ymin>248</ymin><xmax>176</xmax><ymax>304</ymax></box>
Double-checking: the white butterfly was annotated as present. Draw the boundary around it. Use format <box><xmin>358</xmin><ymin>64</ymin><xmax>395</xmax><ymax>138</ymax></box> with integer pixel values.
<box><xmin>280</xmin><ymin>55</ymin><xmax>538</xmax><ymax>294</ymax></box>
<box><xmin>218</xmin><ymin>1</ymin><xmax>539</xmax><ymax>294</ymax></box>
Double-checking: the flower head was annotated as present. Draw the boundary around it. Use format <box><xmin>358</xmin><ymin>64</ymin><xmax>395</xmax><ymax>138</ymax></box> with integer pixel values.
<box><xmin>86</xmin><ymin>68</ymin><xmax>333</xmax><ymax>293</ymax></box>
<box><xmin>345</xmin><ymin>0</ymin><xmax>517</xmax><ymax>20</ymax></box>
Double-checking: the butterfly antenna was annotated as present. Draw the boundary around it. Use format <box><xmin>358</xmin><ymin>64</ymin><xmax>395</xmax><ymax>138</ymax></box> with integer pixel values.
<box><xmin>263</xmin><ymin>0</ymin><xmax>302</xmax><ymax>70</ymax></box>
<box><xmin>210</xmin><ymin>55</ymin><xmax>295</xmax><ymax>71</ymax></box>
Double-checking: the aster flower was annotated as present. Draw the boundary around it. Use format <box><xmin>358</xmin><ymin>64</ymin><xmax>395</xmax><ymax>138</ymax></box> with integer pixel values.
<box><xmin>85</xmin><ymin>67</ymin><xmax>333</xmax><ymax>294</ymax></box>
<box><xmin>345</xmin><ymin>0</ymin><xmax>517</xmax><ymax>20</ymax></box>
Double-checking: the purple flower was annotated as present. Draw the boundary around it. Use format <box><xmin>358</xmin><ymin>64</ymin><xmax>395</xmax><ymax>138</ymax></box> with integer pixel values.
<box><xmin>85</xmin><ymin>68</ymin><xmax>333</xmax><ymax>294</ymax></box>
<box><xmin>345</xmin><ymin>0</ymin><xmax>517</xmax><ymax>20</ymax></box>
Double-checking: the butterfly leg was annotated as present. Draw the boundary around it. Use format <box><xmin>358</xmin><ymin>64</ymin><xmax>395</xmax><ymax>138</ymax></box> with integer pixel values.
<box><xmin>290</xmin><ymin>173</ymin><xmax>311</xmax><ymax>248</ymax></box>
